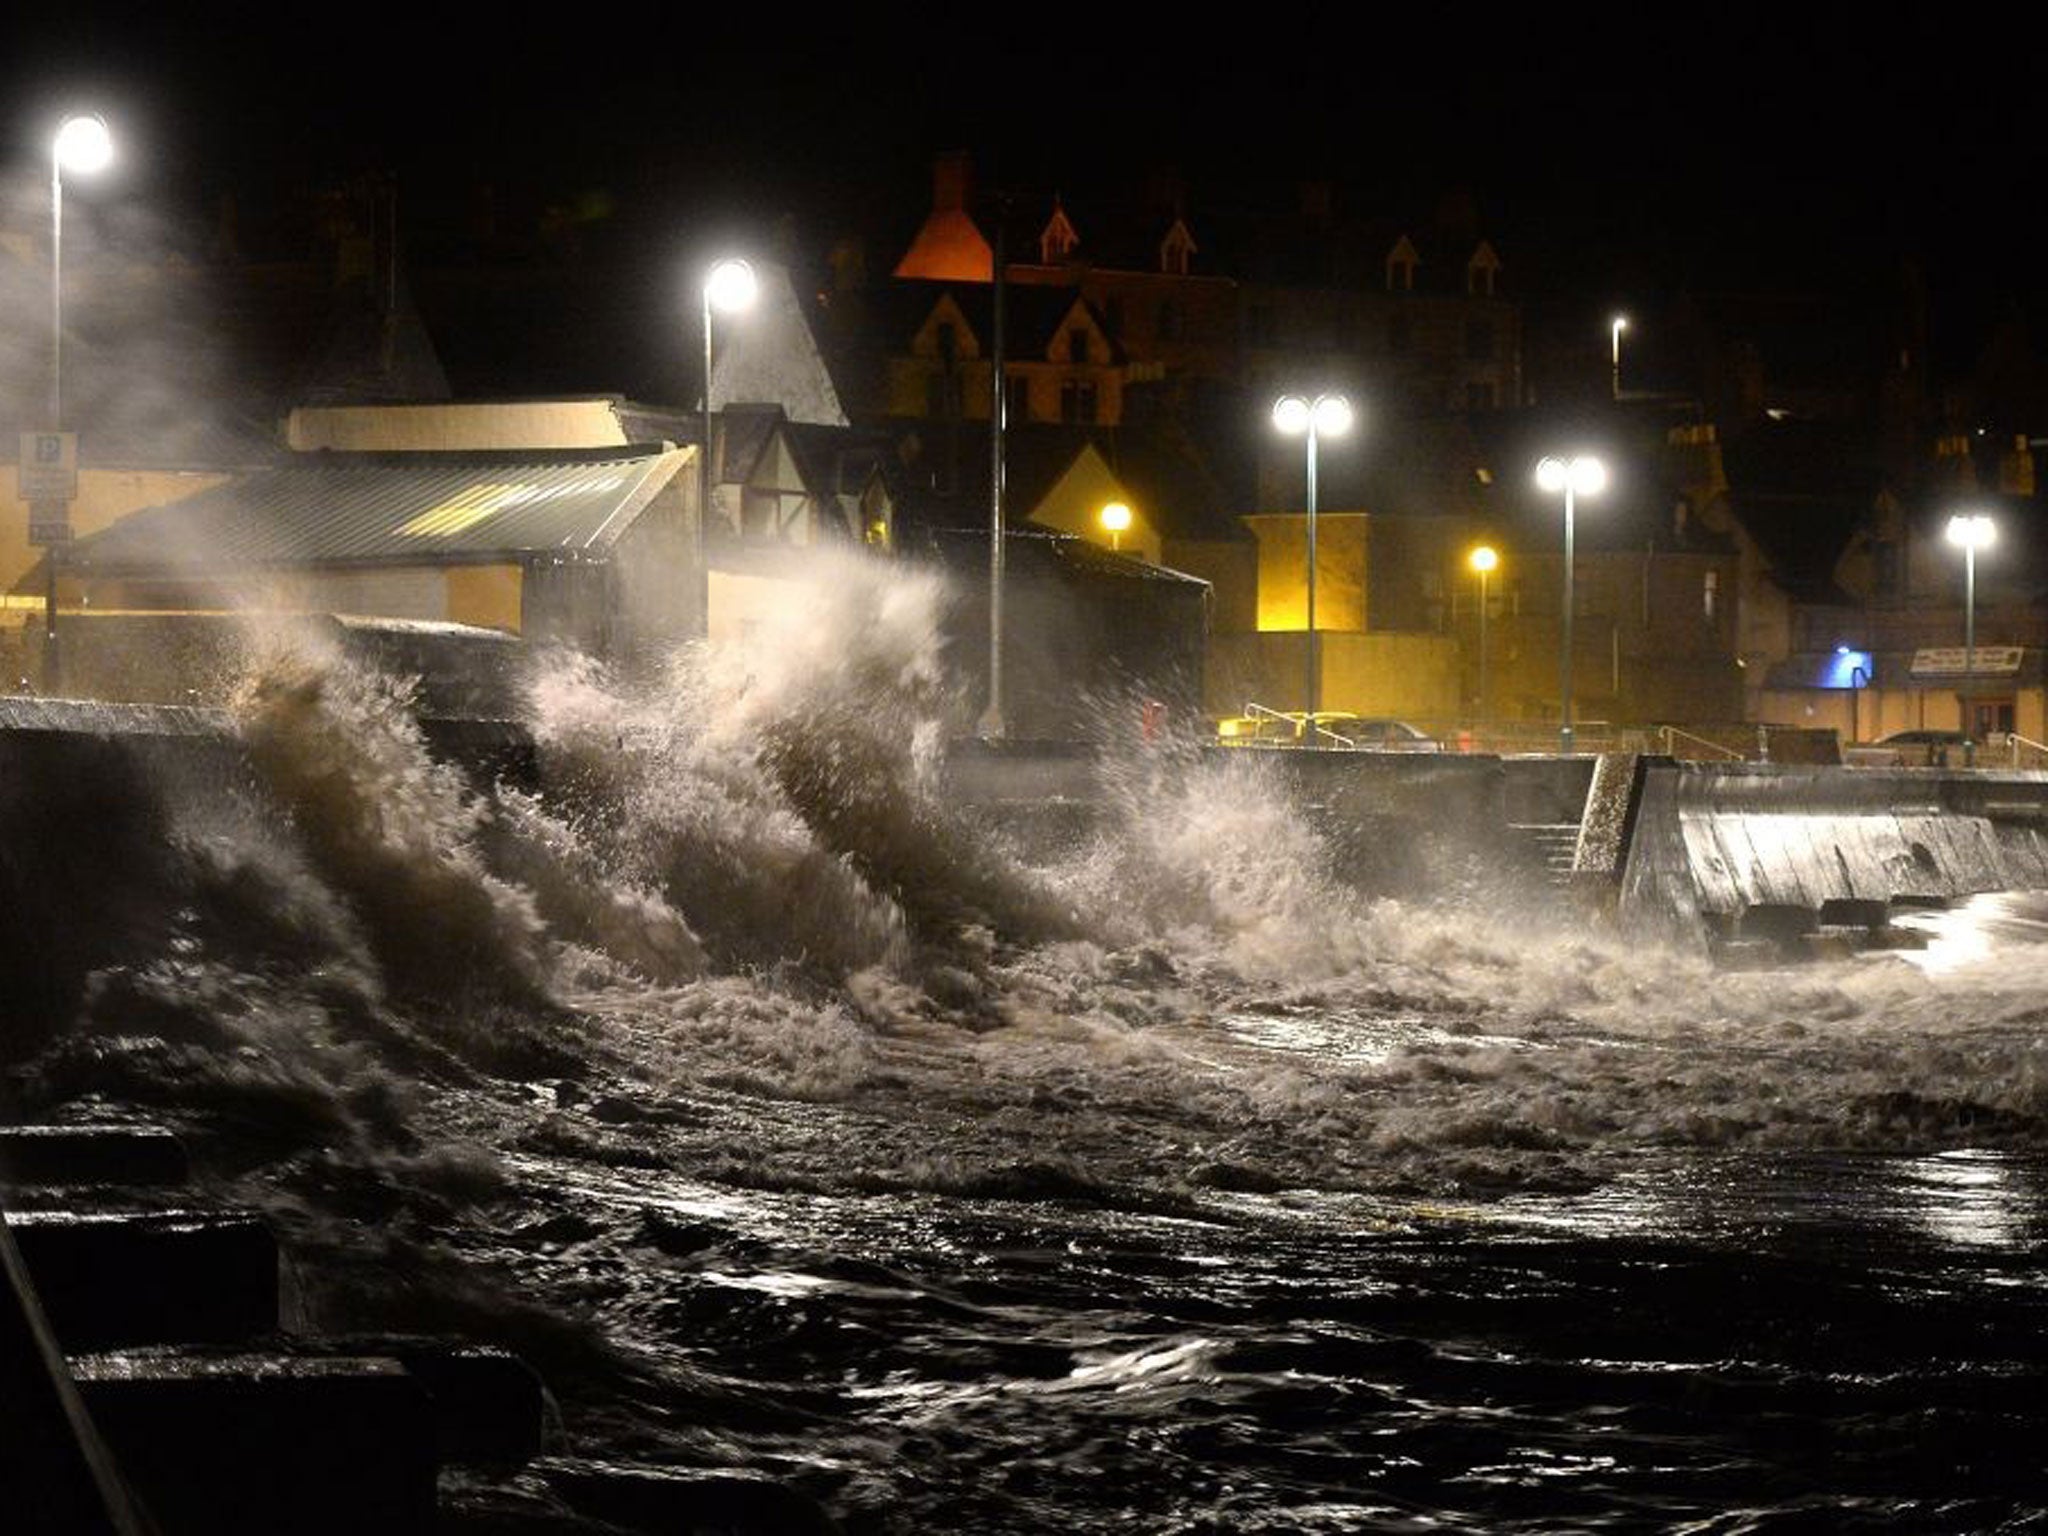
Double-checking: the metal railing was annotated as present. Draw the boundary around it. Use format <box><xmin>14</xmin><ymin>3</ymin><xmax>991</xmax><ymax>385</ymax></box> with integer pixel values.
<box><xmin>1657</xmin><ymin>724</ymin><xmax>1746</xmax><ymax>761</ymax></box>
<box><xmin>1997</xmin><ymin>731</ymin><xmax>2048</xmax><ymax>769</ymax></box>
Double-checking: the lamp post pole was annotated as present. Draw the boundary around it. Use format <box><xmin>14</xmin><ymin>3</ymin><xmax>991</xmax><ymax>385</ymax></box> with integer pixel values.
<box><xmin>1946</xmin><ymin>512</ymin><xmax>1996</xmax><ymax>766</ymax></box>
<box><xmin>40</xmin><ymin>114</ymin><xmax>114</xmax><ymax>695</ymax></box>
<box><xmin>698</xmin><ymin>258</ymin><xmax>757</xmax><ymax>641</ymax></box>
<box><xmin>1304</xmin><ymin>420</ymin><xmax>1319</xmax><ymax>720</ymax></box>
<box><xmin>979</xmin><ymin>207</ymin><xmax>1009</xmax><ymax>741</ymax></box>
<box><xmin>1538</xmin><ymin>456</ymin><xmax>1606</xmax><ymax>754</ymax></box>
<box><xmin>1469</xmin><ymin>546</ymin><xmax>1498</xmax><ymax>725</ymax></box>
<box><xmin>1272</xmin><ymin>394</ymin><xmax>1353</xmax><ymax>734</ymax></box>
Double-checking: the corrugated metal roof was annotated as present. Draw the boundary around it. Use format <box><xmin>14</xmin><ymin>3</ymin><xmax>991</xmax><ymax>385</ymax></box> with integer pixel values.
<box><xmin>70</xmin><ymin>446</ymin><xmax>691</xmax><ymax>574</ymax></box>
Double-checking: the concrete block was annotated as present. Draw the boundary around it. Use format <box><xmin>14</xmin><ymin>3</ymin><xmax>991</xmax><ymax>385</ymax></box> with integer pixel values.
<box><xmin>72</xmin><ymin>1352</ymin><xmax>437</xmax><ymax>1535</ymax></box>
<box><xmin>0</xmin><ymin>1125</ymin><xmax>190</xmax><ymax>1189</ymax></box>
<box><xmin>7</xmin><ymin>1210</ymin><xmax>278</xmax><ymax>1350</ymax></box>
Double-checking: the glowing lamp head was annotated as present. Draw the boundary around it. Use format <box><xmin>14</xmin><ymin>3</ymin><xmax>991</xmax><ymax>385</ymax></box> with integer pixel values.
<box><xmin>1272</xmin><ymin>393</ymin><xmax>1352</xmax><ymax>437</ymax></box>
<box><xmin>1945</xmin><ymin>512</ymin><xmax>1996</xmax><ymax>550</ymax></box>
<box><xmin>704</xmin><ymin>257</ymin><xmax>758</xmax><ymax>315</ymax></box>
<box><xmin>1537</xmin><ymin>455</ymin><xmax>1607</xmax><ymax>496</ymax></box>
<box><xmin>54</xmin><ymin>114</ymin><xmax>114</xmax><ymax>176</ymax></box>
<box><xmin>1612</xmin><ymin>315</ymin><xmax>1629</xmax><ymax>336</ymax></box>
<box><xmin>1099</xmin><ymin>502</ymin><xmax>1132</xmax><ymax>535</ymax></box>
<box><xmin>1468</xmin><ymin>545</ymin><xmax>1499</xmax><ymax>574</ymax></box>
<box><xmin>1271</xmin><ymin>395</ymin><xmax>1311</xmax><ymax>435</ymax></box>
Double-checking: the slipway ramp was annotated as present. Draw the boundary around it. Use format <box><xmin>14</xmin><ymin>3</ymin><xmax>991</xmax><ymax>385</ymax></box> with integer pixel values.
<box><xmin>1593</xmin><ymin>756</ymin><xmax>2048</xmax><ymax>954</ymax></box>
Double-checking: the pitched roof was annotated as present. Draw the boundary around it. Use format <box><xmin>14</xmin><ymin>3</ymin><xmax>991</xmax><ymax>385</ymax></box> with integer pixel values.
<box><xmin>69</xmin><ymin>445</ymin><xmax>691</xmax><ymax>575</ymax></box>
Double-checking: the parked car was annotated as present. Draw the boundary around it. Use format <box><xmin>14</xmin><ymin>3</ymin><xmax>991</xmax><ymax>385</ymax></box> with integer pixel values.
<box><xmin>1333</xmin><ymin>717</ymin><xmax>1442</xmax><ymax>752</ymax></box>
<box><xmin>1855</xmin><ymin>728</ymin><xmax>1973</xmax><ymax>767</ymax></box>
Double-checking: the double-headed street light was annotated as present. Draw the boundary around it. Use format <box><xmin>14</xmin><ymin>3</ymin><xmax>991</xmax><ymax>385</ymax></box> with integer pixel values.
<box><xmin>1946</xmin><ymin>511</ymin><xmax>1996</xmax><ymax>760</ymax></box>
<box><xmin>1468</xmin><ymin>545</ymin><xmax>1499</xmax><ymax>724</ymax></box>
<box><xmin>698</xmin><ymin>256</ymin><xmax>758</xmax><ymax>637</ymax></box>
<box><xmin>1536</xmin><ymin>454</ymin><xmax>1607</xmax><ymax>753</ymax></box>
<box><xmin>1272</xmin><ymin>393</ymin><xmax>1353</xmax><ymax>725</ymax></box>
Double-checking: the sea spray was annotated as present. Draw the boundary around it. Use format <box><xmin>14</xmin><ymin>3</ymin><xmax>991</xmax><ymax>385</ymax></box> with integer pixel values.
<box><xmin>229</xmin><ymin>629</ymin><xmax>553</xmax><ymax>1012</ymax></box>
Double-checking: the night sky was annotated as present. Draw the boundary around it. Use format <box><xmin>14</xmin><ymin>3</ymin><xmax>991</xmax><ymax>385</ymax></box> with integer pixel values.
<box><xmin>3</xmin><ymin>5</ymin><xmax>2039</xmax><ymax>389</ymax></box>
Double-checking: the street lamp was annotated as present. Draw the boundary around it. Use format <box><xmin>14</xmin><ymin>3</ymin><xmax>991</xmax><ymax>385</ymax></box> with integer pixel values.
<box><xmin>1610</xmin><ymin>315</ymin><xmax>1628</xmax><ymax>400</ymax></box>
<box><xmin>1946</xmin><ymin>511</ymin><xmax>1996</xmax><ymax>759</ymax></box>
<box><xmin>698</xmin><ymin>256</ymin><xmax>757</xmax><ymax>638</ymax></box>
<box><xmin>1468</xmin><ymin>545</ymin><xmax>1498</xmax><ymax>725</ymax></box>
<box><xmin>43</xmin><ymin>111</ymin><xmax>115</xmax><ymax>693</ymax></box>
<box><xmin>1272</xmin><ymin>392</ymin><xmax>1354</xmax><ymax>727</ymax></box>
<box><xmin>1099</xmin><ymin>501</ymin><xmax>1132</xmax><ymax>552</ymax></box>
<box><xmin>1536</xmin><ymin>454</ymin><xmax>1606</xmax><ymax>753</ymax></box>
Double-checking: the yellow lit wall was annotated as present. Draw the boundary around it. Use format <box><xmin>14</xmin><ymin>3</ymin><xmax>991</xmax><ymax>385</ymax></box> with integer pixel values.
<box><xmin>1205</xmin><ymin>629</ymin><xmax>1458</xmax><ymax>720</ymax></box>
<box><xmin>444</xmin><ymin>565</ymin><xmax>524</xmax><ymax>632</ymax></box>
<box><xmin>286</xmin><ymin>401</ymin><xmax>631</xmax><ymax>452</ymax></box>
<box><xmin>3</xmin><ymin>467</ymin><xmax>230</xmax><ymax>597</ymax></box>
<box><xmin>1244</xmin><ymin>512</ymin><xmax>1368</xmax><ymax>631</ymax></box>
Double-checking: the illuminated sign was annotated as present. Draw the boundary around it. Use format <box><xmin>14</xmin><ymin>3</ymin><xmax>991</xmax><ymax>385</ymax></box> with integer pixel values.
<box><xmin>17</xmin><ymin>430</ymin><xmax>77</xmax><ymax>502</ymax></box>
<box><xmin>1910</xmin><ymin>646</ymin><xmax>2024</xmax><ymax>677</ymax></box>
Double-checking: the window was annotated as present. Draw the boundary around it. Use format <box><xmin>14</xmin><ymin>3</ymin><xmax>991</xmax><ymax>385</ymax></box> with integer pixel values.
<box><xmin>1703</xmin><ymin>569</ymin><xmax>1719</xmax><ymax>623</ymax></box>
<box><xmin>1465</xmin><ymin>320</ymin><xmax>1495</xmax><ymax>361</ymax></box>
<box><xmin>936</xmin><ymin>321</ymin><xmax>958</xmax><ymax>363</ymax></box>
<box><xmin>1003</xmin><ymin>372</ymin><xmax>1029</xmax><ymax>423</ymax></box>
<box><xmin>1066</xmin><ymin>328</ymin><xmax>1088</xmax><ymax>364</ymax></box>
<box><xmin>1060</xmin><ymin>379</ymin><xmax>1098</xmax><ymax>423</ymax></box>
<box><xmin>1158</xmin><ymin>299</ymin><xmax>1183</xmax><ymax>341</ymax></box>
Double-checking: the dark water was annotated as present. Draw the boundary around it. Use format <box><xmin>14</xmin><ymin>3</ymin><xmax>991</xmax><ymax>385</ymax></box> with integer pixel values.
<box><xmin>7</xmin><ymin>568</ymin><xmax>2048</xmax><ymax>1533</ymax></box>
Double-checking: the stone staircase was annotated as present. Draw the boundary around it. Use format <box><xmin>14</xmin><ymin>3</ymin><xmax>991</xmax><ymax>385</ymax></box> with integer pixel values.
<box><xmin>1508</xmin><ymin>821</ymin><xmax>1582</xmax><ymax>884</ymax></box>
<box><xmin>0</xmin><ymin>1122</ymin><xmax>546</xmax><ymax>1534</ymax></box>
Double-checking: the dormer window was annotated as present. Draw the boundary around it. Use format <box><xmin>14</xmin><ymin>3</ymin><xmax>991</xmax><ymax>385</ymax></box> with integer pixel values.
<box><xmin>1467</xmin><ymin>240</ymin><xmax>1501</xmax><ymax>297</ymax></box>
<box><xmin>1386</xmin><ymin>235</ymin><xmax>1419</xmax><ymax>293</ymax></box>
<box><xmin>1160</xmin><ymin>218</ymin><xmax>1196</xmax><ymax>276</ymax></box>
<box><xmin>1066</xmin><ymin>328</ymin><xmax>1088</xmax><ymax>365</ymax></box>
<box><xmin>1039</xmin><ymin>201</ymin><xmax>1079</xmax><ymax>264</ymax></box>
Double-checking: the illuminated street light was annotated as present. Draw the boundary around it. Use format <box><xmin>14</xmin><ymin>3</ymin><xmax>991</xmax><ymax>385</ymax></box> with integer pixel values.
<box><xmin>1536</xmin><ymin>455</ymin><xmax>1607</xmax><ymax>753</ymax></box>
<box><xmin>42</xmin><ymin>111</ymin><xmax>115</xmax><ymax>694</ymax></box>
<box><xmin>1946</xmin><ymin>511</ymin><xmax>1996</xmax><ymax>761</ymax></box>
<box><xmin>1099</xmin><ymin>501</ymin><xmax>1132</xmax><ymax>552</ymax></box>
<box><xmin>1272</xmin><ymin>393</ymin><xmax>1354</xmax><ymax>727</ymax></box>
<box><xmin>1468</xmin><ymin>545</ymin><xmax>1499</xmax><ymax>725</ymax></box>
<box><xmin>1610</xmin><ymin>315</ymin><xmax>1628</xmax><ymax>400</ymax></box>
<box><xmin>698</xmin><ymin>257</ymin><xmax>757</xmax><ymax>637</ymax></box>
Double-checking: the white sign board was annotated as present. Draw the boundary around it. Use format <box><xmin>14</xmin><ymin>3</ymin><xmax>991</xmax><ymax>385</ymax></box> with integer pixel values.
<box><xmin>1910</xmin><ymin>645</ymin><xmax>2024</xmax><ymax>677</ymax></box>
<box><xmin>17</xmin><ymin>431</ymin><xmax>78</xmax><ymax>503</ymax></box>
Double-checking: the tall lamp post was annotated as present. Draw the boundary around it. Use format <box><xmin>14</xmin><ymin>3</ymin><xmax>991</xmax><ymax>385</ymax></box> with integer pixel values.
<box><xmin>1468</xmin><ymin>545</ymin><xmax>1498</xmax><ymax>725</ymax></box>
<box><xmin>1272</xmin><ymin>393</ymin><xmax>1353</xmax><ymax>730</ymax></box>
<box><xmin>1536</xmin><ymin>454</ymin><xmax>1606</xmax><ymax>753</ymax></box>
<box><xmin>1610</xmin><ymin>315</ymin><xmax>1628</xmax><ymax>400</ymax></box>
<box><xmin>40</xmin><ymin>112</ymin><xmax>115</xmax><ymax>694</ymax></box>
<box><xmin>1946</xmin><ymin>511</ymin><xmax>1996</xmax><ymax>763</ymax></box>
<box><xmin>698</xmin><ymin>256</ymin><xmax>757</xmax><ymax>639</ymax></box>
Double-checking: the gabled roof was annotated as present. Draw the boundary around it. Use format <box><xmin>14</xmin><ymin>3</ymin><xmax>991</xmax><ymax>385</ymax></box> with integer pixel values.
<box><xmin>889</xmin><ymin>284</ymin><xmax>1128</xmax><ymax>364</ymax></box>
<box><xmin>70</xmin><ymin>445</ymin><xmax>691</xmax><ymax>575</ymax></box>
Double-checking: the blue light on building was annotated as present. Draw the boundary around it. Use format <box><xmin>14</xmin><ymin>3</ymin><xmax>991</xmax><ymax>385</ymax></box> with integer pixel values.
<box><xmin>1824</xmin><ymin>647</ymin><xmax>1873</xmax><ymax>689</ymax></box>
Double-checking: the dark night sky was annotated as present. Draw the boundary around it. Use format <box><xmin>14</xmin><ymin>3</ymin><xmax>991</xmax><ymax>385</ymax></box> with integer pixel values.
<box><xmin>4</xmin><ymin>5</ymin><xmax>2041</xmax><ymax>384</ymax></box>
